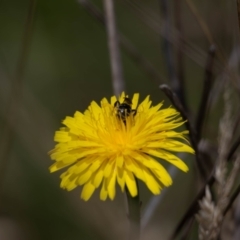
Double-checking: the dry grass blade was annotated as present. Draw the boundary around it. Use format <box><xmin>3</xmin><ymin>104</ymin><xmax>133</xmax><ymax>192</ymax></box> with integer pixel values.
<box><xmin>184</xmin><ymin>0</ymin><xmax>240</xmax><ymax>94</ymax></box>
<box><xmin>170</xmin><ymin>132</ymin><xmax>240</xmax><ymax>240</ymax></box>
<box><xmin>196</xmin><ymin>86</ymin><xmax>240</xmax><ymax>240</ymax></box>
<box><xmin>196</xmin><ymin>186</ymin><xmax>221</xmax><ymax>240</ymax></box>
<box><xmin>237</xmin><ymin>0</ymin><xmax>240</xmax><ymax>37</ymax></box>
<box><xmin>122</xmin><ymin>0</ymin><xmax>219</xmax><ymax>70</ymax></box>
<box><xmin>215</xmin><ymin>88</ymin><xmax>233</xmax><ymax>194</ymax></box>
<box><xmin>184</xmin><ymin>0</ymin><xmax>214</xmax><ymax>44</ymax></box>
<box><xmin>78</xmin><ymin>0</ymin><xmax>165</xmax><ymax>85</ymax></box>
<box><xmin>124</xmin><ymin>0</ymin><xmax>239</xmax><ymax>78</ymax></box>
<box><xmin>173</xmin><ymin>0</ymin><xmax>187</xmax><ymax>110</ymax></box>
<box><xmin>159</xmin><ymin>0</ymin><xmax>178</xmax><ymax>94</ymax></box>
<box><xmin>0</xmin><ymin>0</ymin><xmax>37</xmax><ymax>200</ymax></box>
<box><xmin>103</xmin><ymin>0</ymin><xmax>125</xmax><ymax>95</ymax></box>
<box><xmin>160</xmin><ymin>84</ymin><xmax>207</xmax><ymax>181</ymax></box>
<box><xmin>195</xmin><ymin>45</ymin><xmax>216</xmax><ymax>142</ymax></box>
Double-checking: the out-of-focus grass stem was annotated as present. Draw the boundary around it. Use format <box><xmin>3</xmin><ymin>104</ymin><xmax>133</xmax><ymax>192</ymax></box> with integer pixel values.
<box><xmin>159</xmin><ymin>84</ymin><xmax>207</xmax><ymax>181</ymax></box>
<box><xmin>159</xmin><ymin>0</ymin><xmax>188</xmax><ymax>111</ymax></box>
<box><xmin>126</xmin><ymin>185</ymin><xmax>140</xmax><ymax>240</ymax></box>
<box><xmin>224</xmin><ymin>184</ymin><xmax>240</xmax><ymax>216</ymax></box>
<box><xmin>173</xmin><ymin>0</ymin><xmax>187</xmax><ymax>111</ymax></box>
<box><xmin>122</xmin><ymin>0</ymin><xmax>220</xmax><ymax>71</ymax></box>
<box><xmin>185</xmin><ymin>0</ymin><xmax>239</xmax><ymax>92</ymax></box>
<box><xmin>103</xmin><ymin>0</ymin><xmax>124</xmax><ymax>96</ymax></box>
<box><xmin>159</xmin><ymin>0</ymin><xmax>178</xmax><ymax>95</ymax></box>
<box><xmin>78</xmin><ymin>0</ymin><xmax>164</xmax><ymax>85</ymax></box>
<box><xmin>184</xmin><ymin>0</ymin><xmax>214</xmax><ymax>44</ymax></box>
<box><xmin>170</xmin><ymin>134</ymin><xmax>240</xmax><ymax>240</ymax></box>
<box><xmin>0</xmin><ymin>0</ymin><xmax>36</xmax><ymax>200</ymax></box>
<box><xmin>237</xmin><ymin>0</ymin><xmax>240</xmax><ymax>37</ymax></box>
<box><xmin>195</xmin><ymin>45</ymin><xmax>216</xmax><ymax>142</ymax></box>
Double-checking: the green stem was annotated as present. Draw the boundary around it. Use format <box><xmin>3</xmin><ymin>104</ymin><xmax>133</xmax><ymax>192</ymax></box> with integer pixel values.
<box><xmin>126</xmin><ymin>181</ymin><xmax>141</xmax><ymax>240</ymax></box>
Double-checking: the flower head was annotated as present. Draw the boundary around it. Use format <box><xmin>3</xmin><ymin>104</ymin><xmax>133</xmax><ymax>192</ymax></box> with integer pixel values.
<box><xmin>49</xmin><ymin>92</ymin><xmax>194</xmax><ymax>201</ymax></box>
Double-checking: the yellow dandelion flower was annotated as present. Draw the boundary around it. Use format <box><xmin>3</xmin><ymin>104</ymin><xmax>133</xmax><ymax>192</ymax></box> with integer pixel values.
<box><xmin>49</xmin><ymin>92</ymin><xmax>194</xmax><ymax>201</ymax></box>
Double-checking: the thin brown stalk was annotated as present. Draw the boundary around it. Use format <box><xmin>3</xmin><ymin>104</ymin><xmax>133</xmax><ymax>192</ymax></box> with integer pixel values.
<box><xmin>195</xmin><ymin>45</ymin><xmax>216</xmax><ymax>142</ymax></box>
<box><xmin>215</xmin><ymin>88</ymin><xmax>233</xmax><ymax>194</ymax></box>
<box><xmin>205</xmin><ymin>89</ymin><xmax>233</xmax><ymax>239</ymax></box>
<box><xmin>184</xmin><ymin>0</ymin><xmax>240</xmax><ymax>93</ymax></box>
<box><xmin>237</xmin><ymin>0</ymin><xmax>240</xmax><ymax>36</ymax></box>
<box><xmin>196</xmin><ymin>86</ymin><xmax>240</xmax><ymax>240</ymax></box>
<box><xmin>223</xmin><ymin>155</ymin><xmax>240</xmax><ymax>201</ymax></box>
<box><xmin>159</xmin><ymin>0</ymin><xmax>178</xmax><ymax>93</ymax></box>
<box><xmin>126</xmin><ymin>184</ymin><xmax>141</xmax><ymax>240</ymax></box>
<box><xmin>224</xmin><ymin>185</ymin><xmax>240</xmax><ymax>216</ymax></box>
<box><xmin>206</xmin><ymin>47</ymin><xmax>240</xmax><ymax>120</ymax></box>
<box><xmin>0</xmin><ymin>0</ymin><xmax>36</xmax><ymax>199</ymax></box>
<box><xmin>170</xmin><ymin>134</ymin><xmax>240</xmax><ymax>240</ymax></box>
<box><xmin>159</xmin><ymin>84</ymin><xmax>207</xmax><ymax>181</ymax></box>
<box><xmin>103</xmin><ymin>0</ymin><xmax>124</xmax><ymax>96</ymax></box>
<box><xmin>159</xmin><ymin>85</ymin><xmax>195</xmax><ymax>146</ymax></box>
<box><xmin>179</xmin><ymin>218</ymin><xmax>195</xmax><ymax>240</ymax></box>
<box><xmin>122</xmin><ymin>0</ymin><xmax>221</xmax><ymax>71</ymax></box>
<box><xmin>184</xmin><ymin>0</ymin><xmax>214</xmax><ymax>44</ymax></box>
<box><xmin>125</xmin><ymin>0</ymin><xmax>239</xmax><ymax>100</ymax></box>
<box><xmin>227</xmin><ymin>135</ymin><xmax>240</xmax><ymax>160</ymax></box>
<box><xmin>78</xmin><ymin>0</ymin><xmax>164</xmax><ymax>85</ymax></box>
<box><xmin>202</xmin><ymin>153</ymin><xmax>240</xmax><ymax>239</ymax></box>
<box><xmin>232</xmin><ymin>110</ymin><xmax>240</xmax><ymax>134</ymax></box>
<box><xmin>173</xmin><ymin>0</ymin><xmax>187</xmax><ymax>110</ymax></box>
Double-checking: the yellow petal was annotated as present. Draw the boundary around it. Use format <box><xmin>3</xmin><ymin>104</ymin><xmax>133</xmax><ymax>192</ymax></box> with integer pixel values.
<box><xmin>111</xmin><ymin>95</ymin><xmax>117</xmax><ymax>106</ymax></box>
<box><xmin>104</xmin><ymin>159</ymin><xmax>115</xmax><ymax>177</ymax></box>
<box><xmin>78</xmin><ymin>169</ymin><xmax>92</xmax><ymax>185</ymax></box>
<box><xmin>107</xmin><ymin>170</ymin><xmax>117</xmax><ymax>200</ymax></box>
<box><xmin>125</xmin><ymin>170</ymin><xmax>138</xmax><ymax>197</ymax></box>
<box><xmin>148</xmin><ymin>103</ymin><xmax>163</xmax><ymax>116</ymax></box>
<box><xmin>54</xmin><ymin>131</ymin><xmax>71</xmax><ymax>142</ymax></box>
<box><xmin>60</xmin><ymin>173</ymin><xmax>70</xmax><ymax>188</ymax></box>
<box><xmin>66</xmin><ymin>176</ymin><xmax>78</xmax><ymax>191</ymax></box>
<box><xmin>124</xmin><ymin>156</ymin><xmax>145</xmax><ymax>182</ymax></box>
<box><xmin>147</xmin><ymin>149</ymin><xmax>189</xmax><ymax>172</ymax></box>
<box><xmin>81</xmin><ymin>182</ymin><xmax>96</xmax><ymax>201</ymax></box>
<box><xmin>89</xmin><ymin>101</ymin><xmax>101</xmax><ymax>116</ymax></box>
<box><xmin>138</xmin><ymin>95</ymin><xmax>151</xmax><ymax>111</ymax></box>
<box><xmin>100</xmin><ymin>179</ymin><xmax>108</xmax><ymax>201</ymax></box>
<box><xmin>132</xmin><ymin>93</ymin><xmax>139</xmax><ymax>109</ymax></box>
<box><xmin>92</xmin><ymin>161</ymin><xmax>107</xmax><ymax>187</ymax></box>
<box><xmin>88</xmin><ymin>159</ymin><xmax>102</xmax><ymax>172</ymax></box>
<box><xmin>74</xmin><ymin>159</ymin><xmax>92</xmax><ymax>174</ymax></box>
<box><xmin>116</xmin><ymin>155</ymin><xmax>124</xmax><ymax>168</ymax></box>
<box><xmin>71</xmin><ymin>141</ymin><xmax>103</xmax><ymax>147</ymax></box>
<box><xmin>142</xmin><ymin>167</ymin><xmax>161</xmax><ymax>195</ymax></box>
<box><xmin>119</xmin><ymin>92</ymin><xmax>125</xmax><ymax>102</ymax></box>
<box><xmin>146</xmin><ymin>140</ymin><xmax>194</xmax><ymax>153</ymax></box>
<box><xmin>62</xmin><ymin>116</ymin><xmax>78</xmax><ymax>130</ymax></box>
<box><xmin>49</xmin><ymin>161</ymin><xmax>74</xmax><ymax>173</ymax></box>
<box><xmin>152</xmin><ymin>168</ymin><xmax>172</xmax><ymax>187</ymax></box>
<box><xmin>74</xmin><ymin>111</ymin><xmax>84</xmax><ymax>120</ymax></box>
<box><xmin>117</xmin><ymin>167</ymin><xmax>125</xmax><ymax>191</ymax></box>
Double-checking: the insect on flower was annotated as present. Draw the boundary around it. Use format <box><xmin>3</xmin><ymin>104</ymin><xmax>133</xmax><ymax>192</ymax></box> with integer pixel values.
<box><xmin>114</xmin><ymin>97</ymin><xmax>137</xmax><ymax>122</ymax></box>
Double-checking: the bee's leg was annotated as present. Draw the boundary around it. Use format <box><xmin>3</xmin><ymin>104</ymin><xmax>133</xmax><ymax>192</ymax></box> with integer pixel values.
<box><xmin>114</xmin><ymin>101</ymin><xmax>120</xmax><ymax>107</ymax></box>
<box><xmin>132</xmin><ymin>110</ymin><xmax>137</xmax><ymax>116</ymax></box>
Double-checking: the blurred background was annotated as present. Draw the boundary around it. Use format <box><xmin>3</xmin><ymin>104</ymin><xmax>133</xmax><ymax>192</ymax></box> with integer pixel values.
<box><xmin>0</xmin><ymin>0</ymin><xmax>239</xmax><ymax>239</ymax></box>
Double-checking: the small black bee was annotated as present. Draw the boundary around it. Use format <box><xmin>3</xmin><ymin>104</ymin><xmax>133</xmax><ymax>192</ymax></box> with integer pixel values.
<box><xmin>114</xmin><ymin>97</ymin><xmax>137</xmax><ymax>122</ymax></box>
